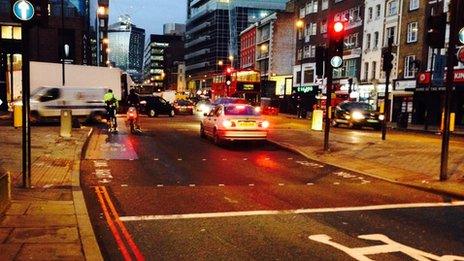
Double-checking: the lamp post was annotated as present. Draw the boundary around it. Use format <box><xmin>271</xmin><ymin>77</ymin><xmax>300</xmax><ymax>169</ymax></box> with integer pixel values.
<box><xmin>295</xmin><ymin>20</ymin><xmax>304</xmax><ymax>92</ymax></box>
<box><xmin>61</xmin><ymin>0</ymin><xmax>65</xmax><ymax>85</ymax></box>
<box><xmin>62</xmin><ymin>44</ymin><xmax>69</xmax><ymax>86</ymax></box>
<box><xmin>96</xmin><ymin>6</ymin><xmax>106</xmax><ymax>66</ymax></box>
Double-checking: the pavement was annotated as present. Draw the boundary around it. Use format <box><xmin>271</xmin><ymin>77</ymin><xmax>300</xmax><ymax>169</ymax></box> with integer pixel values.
<box><xmin>265</xmin><ymin>114</ymin><xmax>464</xmax><ymax>199</ymax></box>
<box><xmin>0</xmin><ymin>125</ymin><xmax>102</xmax><ymax>260</ymax></box>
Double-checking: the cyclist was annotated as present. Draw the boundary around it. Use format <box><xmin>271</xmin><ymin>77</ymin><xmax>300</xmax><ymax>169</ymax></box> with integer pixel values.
<box><xmin>126</xmin><ymin>89</ymin><xmax>142</xmax><ymax>131</ymax></box>
<box><xmin>104</xmin><ymin>89</ymin><xmax>119</xmax><ymax>132</ymax></box>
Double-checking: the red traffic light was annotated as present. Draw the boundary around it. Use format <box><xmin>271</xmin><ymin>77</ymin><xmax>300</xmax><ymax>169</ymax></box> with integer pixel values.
<box><xmin>333</xmin><ymin>22</ymin><xmax>344</xmax><ymax>33</ymax></box>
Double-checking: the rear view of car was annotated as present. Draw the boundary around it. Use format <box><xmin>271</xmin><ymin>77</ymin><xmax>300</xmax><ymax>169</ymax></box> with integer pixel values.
<box><xmin>200</xmin><ymin>104</ymin><xmax>269</xmax><ymax>144</ymax></box>
<box><xmin>174</xmin><ymin>100</ymin><xmax>194</xmax><ymax>115</ymax></box>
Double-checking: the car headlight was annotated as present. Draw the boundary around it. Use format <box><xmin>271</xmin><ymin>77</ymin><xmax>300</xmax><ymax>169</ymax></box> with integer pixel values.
<box><xmin>378</xmin><ymin>114</ymin><xmax>385</xmax><ymax>121</ymax></box>
<box><xmin>352</xmin><ymin>111</ymin><xmax>365</xmax><ymax>120</ymax></box>
<box><xmin>140</xmin><ymin>100</ymin><xmax>147</xmax><ymax>105</ymax></box>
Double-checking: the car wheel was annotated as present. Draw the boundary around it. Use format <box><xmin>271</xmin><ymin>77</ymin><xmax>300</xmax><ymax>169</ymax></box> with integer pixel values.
<box><xmin>200</xmin><ymin>125</ymin><xmax>206</xmax><ymax>139</ymax></box>
<box><xmin>169</xmin><ymin>109</ymin><xmax>175</xmax><ymax>117</ymax></box>
<box><xmin>149</xmin><ymin>109</ymin><xmax>157</xmax><ymax>118</ymax></box>
<box><xmin>213</xmin><ymin>129</ymin><xmax>222</xmax><ymax>145</ymax></box>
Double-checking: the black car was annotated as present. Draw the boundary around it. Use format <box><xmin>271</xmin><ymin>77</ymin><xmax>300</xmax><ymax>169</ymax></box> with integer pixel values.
<box><xmin>332</xmin><ymin>101</ymin><xmax>384</xmax><ymax>130</ymax></box>
<box><xmin>139</xmin><ymin>95</ymin><xmax>175</xmax><ymax>117</ymax></box>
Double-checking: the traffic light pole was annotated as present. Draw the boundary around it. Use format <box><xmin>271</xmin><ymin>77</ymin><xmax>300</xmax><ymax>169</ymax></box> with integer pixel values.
<box><xmin>21</xmin><ymin>23</ymin><xmax>32</xmax><ymax>188</ymax></box>
<box><xmin>324</xmin><ymin>47</ymin><xmax>332</xmax><ymax>152</ymax></box>
<box><xmin>440</xmin><ymin>0</ymin><xmax>460</xmax><ymax>181</ymax></box>
<box><xmin>382</xmin><ymin>37</ymin><xmax>393</xmax><ymax>141</ymax></box>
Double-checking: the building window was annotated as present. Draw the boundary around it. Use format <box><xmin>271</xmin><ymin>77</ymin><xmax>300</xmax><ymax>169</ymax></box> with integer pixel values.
<box><xmin>368</xmin><ymin>7</ymin><xmax>373</xmax><ymax>20</ymax></box>
<box><xmin>385</xmin><ymin>26</ymin><xmax>396</xmax><ymax>46</ymax></box>
<box><xmin>374</xmin><ymin>32</ymin><xmax>379</xmax><ymax>49</ymax></box>
<box><xmin>304</xmin><ymin>69</ymin><xmax>314</xmax><ymax>84</ymax></box>
<box><xmin>404</xmin><ymin>55</ymin><xmax>416</xmax><ymax>78</ymax></box>
<box><xmin>372</xmin><ymin>61</ymin><xmax>377</xmax><ymax>80</ymax></box>
<box><xmin>407</xmin><ymin>22</ymin><xmax>418</xmax><ymax>43</ymax></box>
<box><xmin>387</xmin><ymin>0</ymin><xmax>398</xmax><ymax>16</ymax></box>
<box><xmin>322</xmin><ymin>0</ymin><xmax>328</xmax><ymax>10</ymax></box>
<box><xmin>344</xmin><ymin>33</ymin><xmax>359</xmax><ymax>49</ymax></box>
<box><xmin>376</xmin><ymin>4</ymin><xmax>381</xmax><ymax>18</ymax></box>
<box><xmin>321</xmin><ymin>20</ymin><xmax>327</xmax><ymax>33</ymax></box>
<box><xmin>344</xmin><ymin>59</ymin><xmax>357</xmax><ymax>78</ymax></box>
<box><xmin>366</xmin><ymin>33</ymin><xmax>371</xmax><ymax>49</ymax></box>
<box><xmin>1</xmin><ymin>25</ymin><xmax>21</xmax><ymax>40</ymax></box>
<box><xmin>409</xmin><ymin>0</ymin><xmax>419</xmax><ymax>10</ymax></box>
<box><xmin>364</xmin><ymin>62</ymin><xmax>369</xmax><ymax>81</ymax></box>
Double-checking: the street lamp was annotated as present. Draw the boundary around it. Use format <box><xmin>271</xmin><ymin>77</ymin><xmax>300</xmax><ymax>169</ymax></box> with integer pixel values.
<box><xmin>228</xmin><ymin>55</ymin><xmax>234</xmax><ymax>67</ymax></box>
<box><xmin>218</xmin><ymin>60</ymin><xmax>224</xmax><ymax>66</ymax></box>
<box><xmin>295</xmin><ymin>20</ymin><xmax>305</xmax><ymax>92</ymax></box>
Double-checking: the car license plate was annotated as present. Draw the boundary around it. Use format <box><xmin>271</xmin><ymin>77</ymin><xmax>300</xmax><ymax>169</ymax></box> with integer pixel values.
<box><xmin>239</xmin><ymin>121</ymin><xmax>256</xmax><ymax>127</ymax></box>
<box><xmin>367</xmin><ymin>119</ymin><xmax>378</xmax><ymax>123</ymax></box>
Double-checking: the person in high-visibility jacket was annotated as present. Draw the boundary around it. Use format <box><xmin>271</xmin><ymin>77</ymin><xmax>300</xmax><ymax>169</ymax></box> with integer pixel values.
<box><xmin>104</xmin><ymin>89</ymin><xmax>119</xmax><ymax>132</ymax></box>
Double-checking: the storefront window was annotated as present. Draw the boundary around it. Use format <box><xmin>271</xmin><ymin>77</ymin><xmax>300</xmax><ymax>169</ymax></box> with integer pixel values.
<box><xmin>13</xmin><ymin>26</ymin><xmax>21</xmax><ymax>39</ymax></box>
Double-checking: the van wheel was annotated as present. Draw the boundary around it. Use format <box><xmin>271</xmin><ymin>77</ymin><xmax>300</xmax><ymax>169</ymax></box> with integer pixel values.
<box><xmin>149</xmin><ymin>109</ymin><xmax>157</xmax><ymax>118</ymax></box>
<box><xmin>169</xmin><ymin>110</ymin><xmax>175</xmax><ymax>117</ymax></box>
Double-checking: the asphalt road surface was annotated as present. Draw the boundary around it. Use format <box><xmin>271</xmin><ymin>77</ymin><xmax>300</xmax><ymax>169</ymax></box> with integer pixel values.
<box><xmin>81</xmin><ymin>114</ymin><xmax>464</xmax><ymax>261</ymax></box>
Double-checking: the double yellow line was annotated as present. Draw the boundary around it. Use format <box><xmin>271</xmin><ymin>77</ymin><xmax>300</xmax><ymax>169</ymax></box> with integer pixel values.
<box><xmin>95</xmin><ymin>186</ymin><xmax>145</xmax><ymax>261</ymax></box>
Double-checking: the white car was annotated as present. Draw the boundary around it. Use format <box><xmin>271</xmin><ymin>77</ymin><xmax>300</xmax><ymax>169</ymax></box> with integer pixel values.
<box><xmin>200</xmin><ymin>104</ymin><xmax>269</xmax><ymax>144</ymax></box>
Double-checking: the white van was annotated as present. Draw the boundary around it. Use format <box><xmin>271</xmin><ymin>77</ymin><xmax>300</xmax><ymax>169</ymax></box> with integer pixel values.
<box><xmin>28</xmin><ymin>86</ymin><xmax>108</xmax><ymax>120</ymax></box>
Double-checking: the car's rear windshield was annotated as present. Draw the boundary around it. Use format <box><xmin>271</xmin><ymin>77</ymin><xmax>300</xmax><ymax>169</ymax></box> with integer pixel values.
<box><xmin>345</xmin><ymin>103</ymin><xmax>373</xmax><ymax>111</ymax></box>
<box><xmin>177</xmin><ymin>100</ymin><xmax>193</xmax><ymax>105</ymax></box>
<box><xmin>224</xmin><ymin>106</ymin><xmax>260</xmax><ymax>116</ymax></box>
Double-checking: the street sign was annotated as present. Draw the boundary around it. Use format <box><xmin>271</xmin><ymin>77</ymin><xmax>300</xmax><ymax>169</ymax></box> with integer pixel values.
<box><xmin>458</xmin><ymin>46</ymin><xmax>464</xmax><ymax>63</ymax></box>
<box><xmin>12</xmin><ymin>0</ymin><xmax>34</xmax><ymax>21</ymax></box>
<box><xmin>0</xmin><ymin>99</ymin><xmax>3</xmax><ymax>106</ymax></box>
<box><xmin>432</xmin><ymin>54</ymin><xmax>446</xmax><ymax>86</ymax></box>
<box><xmin>460</xmin><ymin>27</ymin><xmax>464</xmax><ymax>44</ymax></box>
<box><xmin>330</xmin><ymin>56</ymin><xmax>343</xmax><ymax>68</ymax></box>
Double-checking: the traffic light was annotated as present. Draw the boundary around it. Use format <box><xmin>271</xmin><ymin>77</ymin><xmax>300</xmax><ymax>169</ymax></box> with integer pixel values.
<box><xmin>225</xmin><ymin>67</ymin><xmax>232</xmax><ymax>87</ymax></box>
<box><xmin>382</xmin><ymin>48</ymin><xmax>394</xmax><ymax>72</ymax></box>
<box><xmin>328</xmin><ymin>21</ymin><xmax>345</xmax><ymax>68</ymax></box>
<box><xmin>315</xmin><ymin>46</ymin><xmax>326</xmax><ymax>77</ymax></box>
<box><xmin>426</xmin><ymin>13</ymin><xmax>447</xmax><ymax>49</ymax></box>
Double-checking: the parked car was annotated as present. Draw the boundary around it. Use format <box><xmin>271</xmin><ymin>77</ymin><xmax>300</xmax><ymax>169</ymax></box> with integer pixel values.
<box><xmin>139</xmin><ymin>95</ymin><xmax>175</xmax><ymax>117</ymax></box>
<box><xmin>200</xmin><ymin>104</ymin><xmax>269</xmax><ymax>144</ymax></box>
<box><xmin>173</xmin><ymin>100</ymin><xmax>194</xmax><ymax>115</ymax></box>
<box><xmin>332</xmin><ymin>101</ymin><xmax>384</xmax><ymax>130</ymax></box>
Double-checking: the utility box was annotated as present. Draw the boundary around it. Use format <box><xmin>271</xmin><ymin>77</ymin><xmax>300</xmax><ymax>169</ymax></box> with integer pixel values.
<box><xmin>14</xmin><ymin>104</ymin><xmax>22</xmax><ymax>128</ymax></box>
<box><xmin>60</xmin><ymin>110</ymin><xmax>72</xmax><ymax>138</ymax></box>
<box><xmin>312</xmin><ymin>110</ymin><xmax>324</xmax><ymax>131</ymax></box>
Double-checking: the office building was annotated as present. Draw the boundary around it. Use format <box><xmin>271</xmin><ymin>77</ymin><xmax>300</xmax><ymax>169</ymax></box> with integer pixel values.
<box><xmin>144</xmin><ymin>34</ymin><xmax>185</xmax><ymax>91</ymax></box>
<box><xmin>185</xmin><ymin>0</ymin><xmax>288</xmax><ymax>91</ymax></box>
<box><xmin>108</xmin><ymin>15</ymin><xmax>145</xmax><ymax>76</ymax></box>
<box><xmin>163</xmin><ymin>23</ymin><xmax>186</xmax><ymax>36</ymax></box>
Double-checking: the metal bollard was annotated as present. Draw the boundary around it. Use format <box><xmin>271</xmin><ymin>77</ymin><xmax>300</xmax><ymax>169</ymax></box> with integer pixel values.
<box><xmin>60</xmin><ymin>109</ymin><xmax>72</xmax><ymax>138</ymax></box>
<box><xmin>14</xmin><ymin>104</ymin><xmax>22</xmax><ymax>128</ymax></box>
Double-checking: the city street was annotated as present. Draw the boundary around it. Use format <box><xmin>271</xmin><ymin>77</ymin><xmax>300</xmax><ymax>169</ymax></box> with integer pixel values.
<box><xmin>80</xmin><ymin>115</ymin><xmax>464</xmax><ymax>260</ymax></box>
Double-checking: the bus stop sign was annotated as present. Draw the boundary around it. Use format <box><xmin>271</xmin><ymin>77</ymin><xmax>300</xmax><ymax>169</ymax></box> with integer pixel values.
<box><xmin>12</xmin><ymin>0</ymin><xmax>35</xmax><ymax>21</ymax></box>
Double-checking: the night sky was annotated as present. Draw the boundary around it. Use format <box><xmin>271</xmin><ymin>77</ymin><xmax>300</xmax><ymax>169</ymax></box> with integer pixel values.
<box><xmin>109</xmin><ymin>0</ymin><xmax>187</xmax><ymax>36</ymax></box>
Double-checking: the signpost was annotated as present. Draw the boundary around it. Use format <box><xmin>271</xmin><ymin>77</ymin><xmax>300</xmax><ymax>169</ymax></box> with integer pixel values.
<box><xmin>11</xmin><ymin>0</ymin><xmax>35</xmax><ymax>188</ymax></box>
<box><xmin>459</xmin><ymin>27</ymin><xmax>464</xmax><ymax>44</ymax></box>
<box><xmin>458</xmin><ymin>47</ymin><xmax>464</xmax><ymax>64</ymax></box>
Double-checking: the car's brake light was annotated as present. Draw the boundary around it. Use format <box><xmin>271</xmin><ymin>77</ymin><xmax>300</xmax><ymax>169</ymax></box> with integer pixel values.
<box><xmin>261</xmin><ymin>120</ymin><xmax>270</xmax><ymax>129</ymax></box>
<box><xmin>222</xmin><ymin>119</ymin><xmax>235</xmax><ymax>128</ymax></box>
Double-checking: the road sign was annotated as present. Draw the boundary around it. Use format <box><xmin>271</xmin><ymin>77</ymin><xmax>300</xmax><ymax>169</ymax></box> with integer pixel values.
<box><xmin>12</xmin><ymin>0</ymin><xmax>35</xmax><ymax>21</ymax></box>
<box><xmin>458</xmin><ymin>46</ymin><xmax>464</xmax><ymax>63</ymax></box>
<box><xmin>460</xmin><ymin>27</ymin><xmax>464</xmax><ymax>44</ymax></box>
<box><xmin>0</xmin><ymin>99</ymin><xmax>2</xmax><ymax>106</ymax></box>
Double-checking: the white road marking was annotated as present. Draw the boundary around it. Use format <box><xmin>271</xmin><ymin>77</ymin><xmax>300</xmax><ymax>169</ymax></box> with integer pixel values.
<box><xmin>222</xmin><ymin>158</ymin><xmax>227</xmax><ymax>161</ymax></box>
<box><xmin>243</xmin><ymin>158</ymin><xmax>248</xmax><ymax>161</ymax></box>
<box><xmin>218</xmin><ymin>184</ymin><xmax>225</xmax><ymax>187</ymax></box>
<box><xmin>288</xmin><ymin>158</ymin><xmax>293</xmax><ymax>160</ymax></box>
<box><xmin>189</xmin><ymin>184</ymin><xmax>196</xmax><ymax>187</ymax></box>
<box><xmin>278</xmin><ymin>183</ymin><xmax>285</xmax><ymax>186</ymax></box>
<box><xmin>154</xmin><ymin>158</ymin><xmax>159</xmax><ymax>161</ymax></box>
<box><xmin>248</xmin><ymin>184</ymin><xmax>255</xmax><ymax>187</ymax></box>
<box><xmin>202</xmin><ymin>159</ymin><xmax>207</xmax><ymax>161</ymax></box>
<box><xmin>265</xmin><ymin>157</ymin><xmax>270</xmax><ymax>160</ymax></box>
<box><xmin>309</xmin><ymin>234</ymin><xmax>464</xmax><ymax>261</ymax></box>
<box><xmin>121</xmin><ymin>184</ymin><xmax>128</xmax><ymax>187</ymax></box>
<box><xmin>306</xmin><ymin>183</ymin><xmax>314</xmax><ymax>186</ymax></box>
<box><xmin>119</xmin><ymin>201</ymin><xmax>464</xmax><ymax>222</ymax></box>
<box><xmin>334</xmin><ymin>182</ymin><xmax>340</xmax><ymax>185</ymax></box>
<box><xmin>156</xmin><ymin>184</ymin><xmax>164</xmax><ymax>187</ymax></box>
<box><xmin>178</xmin><ymin>158</ymin><xmax>183</xmax><ymax>161</ymax></box>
